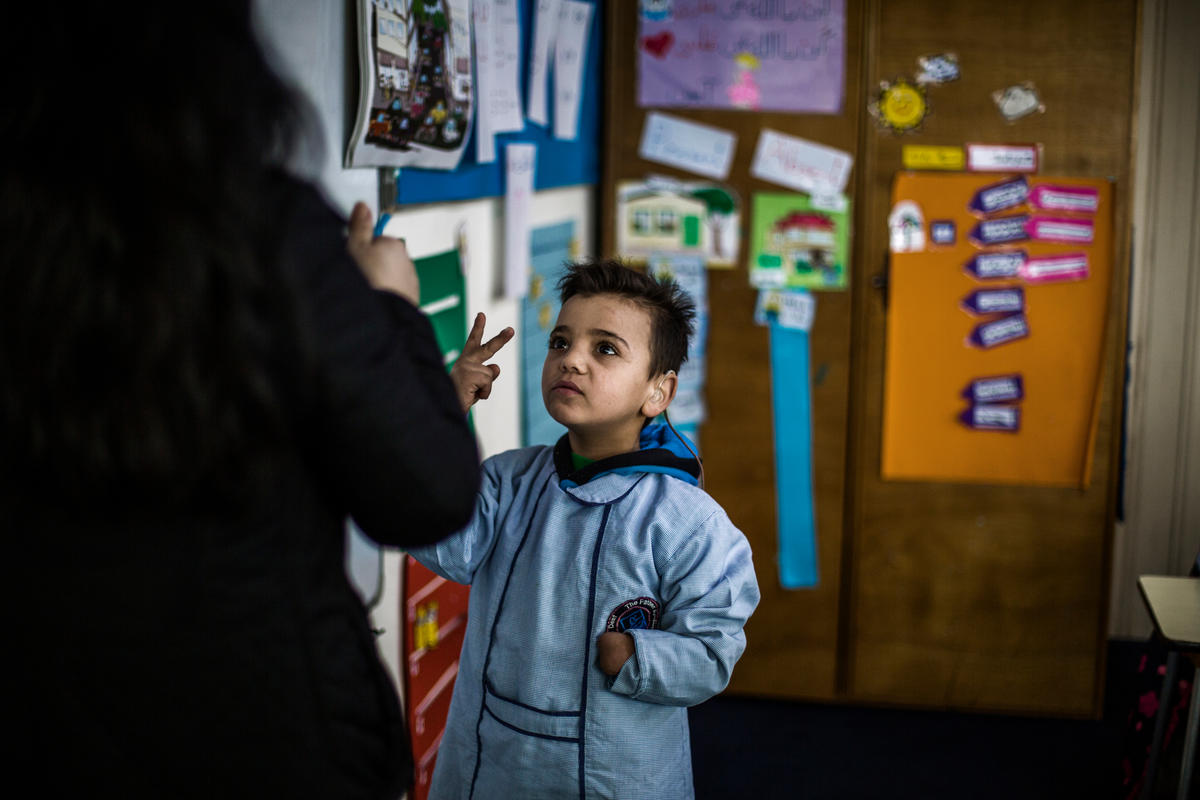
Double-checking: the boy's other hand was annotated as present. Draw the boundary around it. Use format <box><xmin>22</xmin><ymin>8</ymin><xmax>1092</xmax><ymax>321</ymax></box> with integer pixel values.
<box><xmin>346</xmin><ymin>202</ymin><xmax>420</xmax><ymax>305</ymax></box>
<box><xmin>596</xmin><ymin>632</ymin><xmax>635</xmax><ymax>677</ymax></box>
<box><xmin>451</xmin><ymin>312</ymin><xmax>515</xmax><ymax>413</ymax></box>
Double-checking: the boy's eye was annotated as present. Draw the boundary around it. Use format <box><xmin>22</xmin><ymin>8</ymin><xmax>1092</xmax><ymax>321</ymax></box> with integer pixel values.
<box><xmin>548</xmin><ymin>336</ymin><xmax>567</xmax><ymax>350</ymax></box>
<box><xmin>596</xmin><ymin>342</ymin><xmax>618</xmax><ymax>356</ymax></box>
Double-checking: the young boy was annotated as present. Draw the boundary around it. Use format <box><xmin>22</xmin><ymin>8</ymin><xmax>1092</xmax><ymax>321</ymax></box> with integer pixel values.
<box><xmin>410</xmin><ymin>260</ymin><xmax>760</xmax><ymax>800</ymax></box>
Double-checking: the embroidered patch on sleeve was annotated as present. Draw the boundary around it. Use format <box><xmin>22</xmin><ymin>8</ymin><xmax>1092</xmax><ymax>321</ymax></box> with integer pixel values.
<box><xmin>606</xmin><ymin>597</ymin><xmax>661</xmax><ymax>632</ymax></box>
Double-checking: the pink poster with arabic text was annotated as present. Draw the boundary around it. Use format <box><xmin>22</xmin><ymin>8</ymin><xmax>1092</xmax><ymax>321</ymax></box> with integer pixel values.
<box><xmin>637</xmin><ymin>0</ymin><xmax>845</xmax><ymax>113</ymax></box>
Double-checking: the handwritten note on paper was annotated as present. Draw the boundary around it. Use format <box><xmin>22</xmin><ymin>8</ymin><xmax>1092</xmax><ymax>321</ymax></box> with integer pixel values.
<box><xmin>473</xmin><ymin>0</ymin><xmax>496</xmax><ymax>163</ymax></box>
<box><xmin>527</xmin><ymin>0</ymin><xmax>562</xmax><ymax>126</ymax></box>
<box><xmin>504</xmin><ymin>144</ymin><xmax>536</xmax><ymax>300</ymax></box>
<box><xmin>750</xmin><ymin>129</ymin><xmax>853</xmax><ymax>195</ymax></box>
<box><xmin>490</xmin><ymin>0</ymin><xmax>524</xmax><ymax>133</ymax></box>
<box><xmin>553</xmin><ymin>0</ymin><xmax>593</xmax><ymax>141</ymax></box>
<box><xmin>638</xmin><ymin>0</ymin><xmax>846</xmax><ymax>114</ymax></box>
<box><xmin>638</xmin><ymin>112</ymin><xmax>737</xmax><ymax>180</ymax></box>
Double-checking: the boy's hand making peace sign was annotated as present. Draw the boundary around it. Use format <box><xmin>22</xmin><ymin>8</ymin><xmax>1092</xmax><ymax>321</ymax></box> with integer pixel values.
<box><xmin>451</xmin><ymin>313</ymin><xmax>515</xmax><ymax>413</ymax></box>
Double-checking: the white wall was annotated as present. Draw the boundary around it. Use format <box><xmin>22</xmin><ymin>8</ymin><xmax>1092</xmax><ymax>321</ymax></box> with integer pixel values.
<box><xmin>1109</xmin><ymin>0</ymin><xmax>1200</xmax><ymax>638</ymax></box>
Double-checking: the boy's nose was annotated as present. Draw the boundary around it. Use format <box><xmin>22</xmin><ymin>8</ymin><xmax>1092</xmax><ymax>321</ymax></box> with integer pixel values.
<box><xmin>560</xmin><ymin>345</ymin><xmax>585</xmax><ymax>372</ymax></box>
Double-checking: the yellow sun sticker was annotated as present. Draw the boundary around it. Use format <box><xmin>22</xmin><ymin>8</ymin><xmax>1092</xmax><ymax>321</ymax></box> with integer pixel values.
<box><xmin>870</xmin><ymin>78</ymin><xmax>929</xmax><ymax>134</ymax></box>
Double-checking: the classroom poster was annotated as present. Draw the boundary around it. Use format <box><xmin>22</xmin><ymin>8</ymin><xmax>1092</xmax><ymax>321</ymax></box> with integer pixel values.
<box><xmin>385</xmin><ymin>0</ymin><xmax>601</xmax><ymax>205</ymax></box>
<box><xmin>346</xmin><ymin>0</ymin><xmax>475</xmax><ymax>169</ymax></box>
<box><xmin>616</xmin><ymin>177</ymin><xmax>741</xmax><ymax>267</ymax></box>
<box><xmin>521</xmin><ymin>220</ymin><xmax>575</xmax><ymax>447</ymax></box>
<box><xmin>881</xmin><ymin>172</ymin><xmax>1114</xmax><ymax>486</ymax></box>
<box><xmin>749</xmin><ymin>192</ymin><xmax>851</xmax><ymax>290</ymax></box>
<box><xmin>636</xmin><ymin>0</ymin><xmax>846</xmax><ymax>113</ymax></box>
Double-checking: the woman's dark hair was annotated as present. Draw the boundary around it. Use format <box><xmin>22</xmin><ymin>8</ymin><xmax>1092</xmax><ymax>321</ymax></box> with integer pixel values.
<box><xmin>556</xmin><ymin>260</ymin><xmax>696</xmax><ymax>377</ymax></box>
<box><xmin>0</xmin><ymin>3</ymin><xmax>319</xmax><ymax>509</ymax></box>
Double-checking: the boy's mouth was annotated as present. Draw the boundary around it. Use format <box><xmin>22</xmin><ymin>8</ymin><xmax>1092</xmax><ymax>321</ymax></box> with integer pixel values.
<box><xmin>550</xmin><ymin>379</ymin><xmax>582</xmax><ymax>395</ymax></box>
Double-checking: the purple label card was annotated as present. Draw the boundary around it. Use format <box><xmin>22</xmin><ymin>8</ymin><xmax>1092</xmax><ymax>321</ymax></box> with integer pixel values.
<box><xmin>968</xmin><ymin>176</ymin><xmax>1030</xmax><ymax>216</ymax></box>
<box><xmin>960</xmin><ymin>404</ymin><xmax>1021</xmax><ymax>432</ymax></box>
<box><xmin>930</xmin><ymin>219</ymin><xmax>956</xmax><ymax>245</ymax></box>
<box><xmin>1026</xmin><ymin>216</ymin><xmax>1094</xmax><ymax>244</ymax></box>
<box><xmin>968</xmin><ymin>313</ymin><xmax>1030</xmax><ymax>349</ymax></box>
<box><xmin>1019</xmin><ymin>252</ymin><xmax>1090</xmax><ymax>284</ymax></box>
<box><xmin>1029</xmin><ymin>184</ymin><xmax>1099</xmax><ymax>214</ymax></box>
<box><xmin>968</xmin><ymin>215</ymin><xmax>1030</xmax><ymax>247</ymax></box>
<box><xmin>963</xmin><ymin>374</ymin><xmax>1024</xmax><ymax>404</ymax></box>
<box><xmin>961</xmin><ymin>286</ymin><xmax>1025</xmax><ymax>316</ymax></box>
<box><xmin>964</xmin><ymin>250</ymin><xmax>1027</xmax><ymax>280</ymax></box>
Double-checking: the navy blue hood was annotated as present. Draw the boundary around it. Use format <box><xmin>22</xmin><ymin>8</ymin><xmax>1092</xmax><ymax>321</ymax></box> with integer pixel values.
<box><xmin>553</xmin><ymin>422</ymin><xmax>701</xmax><ymax>488</ymax></box>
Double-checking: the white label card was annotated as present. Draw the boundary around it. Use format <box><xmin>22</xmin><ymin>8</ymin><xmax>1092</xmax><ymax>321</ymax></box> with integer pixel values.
<box><xmin>553</xmin><ymin>0</ymin><xmax>593</xmax><ymax>141</ymax></box>
<box><xmin>755</xmin><ymin>289</ymin><xmax>816</xmax><ymax>331</ymax></box>
<box><xmin>527</xmin><ymin>0</ymin><xmax>562</xmax><ymax>126</ymax></box>
<box><xmin>965</xmin><ymin>143</ymin><xmax>1039</xmax><ymax>173</ymax></box>
<box><xmin>490</xmin><ymin>0</ymin><xmax>524</xmax><ymax>133</ymax></box>
<box><xmin>750</xmin><ymin>129</ymin><xmax>853</xmax><ymax>195</ymax></box>
<box><xmin>473</xmin><ymin>0</ymin><xmax>496</xmax><ymax>163</ymax></box>
<box><xmin>504</xmin><ymin>144</ymin><xmax>537</xmax><ymax>300</ymax></box>
<box><xmin>638</xmin><ymin>112</ymin><xmax>737</xmax><ymax>180</ymax></box>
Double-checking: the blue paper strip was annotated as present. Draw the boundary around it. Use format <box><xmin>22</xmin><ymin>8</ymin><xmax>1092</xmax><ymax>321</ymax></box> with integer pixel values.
<box><xmin>769</xmin><ymin>322</ymin><xmax>818</xmax><ymax>588</ymax></box>
<box><xmin>521</xmin><ymin>221</ymin><xmax>575</xmax><ymax>446</ymax></box>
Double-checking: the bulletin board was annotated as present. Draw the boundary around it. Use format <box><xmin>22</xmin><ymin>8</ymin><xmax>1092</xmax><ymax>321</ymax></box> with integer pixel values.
<box><xmin>881</xmin><ymin>173</ymin><xmax>1114</xmax><ymax>487</ymax></box>
<box><xmin>381</xmin><ymin>0</ymin><xmax>603</xmax><ymax>206</ymax></box>
<box><xmin>603</xmin><ymin>0</ymin><xmax>1138</xmax><ymax>717</ymax></box>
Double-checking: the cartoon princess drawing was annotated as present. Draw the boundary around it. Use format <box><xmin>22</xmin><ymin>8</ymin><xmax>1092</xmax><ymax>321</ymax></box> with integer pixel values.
<box><xmin>728</xmin><ymin>52</ymin><xmax>762</xmax><ymax>110</ymax></box>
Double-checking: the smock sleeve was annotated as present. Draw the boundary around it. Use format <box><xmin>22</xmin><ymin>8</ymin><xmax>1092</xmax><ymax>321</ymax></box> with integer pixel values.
<box><xmin>406</xmin><ymin>455</ymin><xmax>508</xmax><ymax>585</ymax></box>
<box><xmin>607</xmin><ymin>509</ymin><xmax>760</xmax><ymax>706</ymax></box>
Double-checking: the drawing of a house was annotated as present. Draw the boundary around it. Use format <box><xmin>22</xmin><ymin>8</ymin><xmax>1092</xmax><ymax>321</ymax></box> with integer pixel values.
<box><xmin>619</xmin><ymin>189</ymin><xmax>708</xmax><ymax>257</ymax></box>
<box><xmin>766</xmin><ymin>211</ymin><xmax>838</xmax><ymax>279</ymax></box>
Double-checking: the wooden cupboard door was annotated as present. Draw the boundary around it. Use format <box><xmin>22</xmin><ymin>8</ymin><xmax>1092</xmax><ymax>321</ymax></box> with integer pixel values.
<box><xmin>846</xmin><ymin>0</ymin><xmax>1136</xmax><ymax>716</ymax></box>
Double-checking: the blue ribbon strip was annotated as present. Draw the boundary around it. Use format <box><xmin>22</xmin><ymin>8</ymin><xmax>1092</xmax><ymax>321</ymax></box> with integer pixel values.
<box><xmin>768</xmin><ymin>321</ymin><xmax>819</xmax><ymax>589</ymax></box>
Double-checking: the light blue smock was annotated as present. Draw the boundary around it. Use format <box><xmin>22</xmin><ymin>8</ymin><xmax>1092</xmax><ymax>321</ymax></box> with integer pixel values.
<box><xmin>409</xmin><ymin>425</ymin><xmax>760</xmax><ymax>799</ymax></box>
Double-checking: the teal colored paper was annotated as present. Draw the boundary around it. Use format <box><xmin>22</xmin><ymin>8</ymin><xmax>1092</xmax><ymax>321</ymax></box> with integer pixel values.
<box><xmin>769</xmin><ymin>322</ymin><xmax>819</xmax><ymax>588</ymax></box>
<box><xmin>521</xmin><ymin>221</ymin><xmax>574</xmax><ymax>447</ymax></box>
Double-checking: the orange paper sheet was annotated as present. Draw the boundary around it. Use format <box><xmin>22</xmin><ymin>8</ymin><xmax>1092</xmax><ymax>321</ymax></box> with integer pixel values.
<box><xmin>881</xmin><ymin>173</ymin><xmax>1112</xmax><ymax>487</ymax></box>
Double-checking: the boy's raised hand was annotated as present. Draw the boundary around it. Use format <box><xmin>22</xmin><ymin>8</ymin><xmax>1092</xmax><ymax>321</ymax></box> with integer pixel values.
<box><xmin>451</xmin><ymin>312</ymin><xmax>515</xmax><ymax>413</ymax></box>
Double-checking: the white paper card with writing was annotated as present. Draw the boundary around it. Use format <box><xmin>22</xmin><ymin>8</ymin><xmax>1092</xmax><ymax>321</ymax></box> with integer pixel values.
<box><xmin>473</xmin><ymin>0</ymin><xmax>496</xmax><ymax>163</ymax></box>
<box><xmin>965</xmin><ymin>143</ymin><xmax>1039</xmax><ymax>173</ymax></box>
<box><xmin>638</xmin><ymin>112</ymin><xmax>737</xmax><ymax>180</ymax></box>
<box><xmin>490</xmin><ymin>0</ymin><xmax>524</xmax><ymax>133</ymax></box>
<box><xmin>527</xmin><ymin>0</ymin><xmax>562</xmax><ymax>126</ymax></box>
<box><xmin>756</xmin><ymin>289</ymin><xmax>816</xmax><ymax>331</ymax></box>
<box><xmin>504</xmin><ymin>144</ymin><xmax>537</xmax><ymax>300</ymax></box>
<box><xmin>553</xmin><ymin>0</ymin><xmax>593</xmax><ymax>141</ymax></box>
<box><xmin>750</xmin><ymin>129</ymin><xmax>853</xmax><ymax>195</ymax></box>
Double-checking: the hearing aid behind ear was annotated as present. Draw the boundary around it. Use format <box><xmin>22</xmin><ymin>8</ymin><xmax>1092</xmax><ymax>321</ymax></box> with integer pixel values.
<box><xmin>652</xmin><ymin>370</ymin><xmax>677</xmax><ymax>403</ymax></box>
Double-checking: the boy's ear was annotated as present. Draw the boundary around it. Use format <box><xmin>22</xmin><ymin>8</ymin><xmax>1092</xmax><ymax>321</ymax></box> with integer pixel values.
<box><xmin>642</xmin><ymin>370</ymin><xmax>678</xmax><ymax>418</ymax></box>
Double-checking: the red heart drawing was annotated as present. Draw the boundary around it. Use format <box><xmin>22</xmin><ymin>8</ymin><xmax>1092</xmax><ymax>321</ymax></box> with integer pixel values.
<box><xmin>641</xmin><ymin>31</ymin><xmax>674</xmax><ymax>59</ymax></box>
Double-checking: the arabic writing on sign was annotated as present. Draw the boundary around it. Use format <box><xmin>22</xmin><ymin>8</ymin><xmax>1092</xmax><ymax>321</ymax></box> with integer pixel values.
<box><xmin>638</xmin><ymin>0</ymin><xmax>845</xmax><ymax>112</ymax></box>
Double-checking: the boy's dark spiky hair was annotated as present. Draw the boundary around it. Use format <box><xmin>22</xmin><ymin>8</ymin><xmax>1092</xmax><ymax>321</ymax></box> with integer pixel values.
<box><xmin>556</xmin><ymin>259</ymin><xmax>696</xmax><ymax>377</ymax></box>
